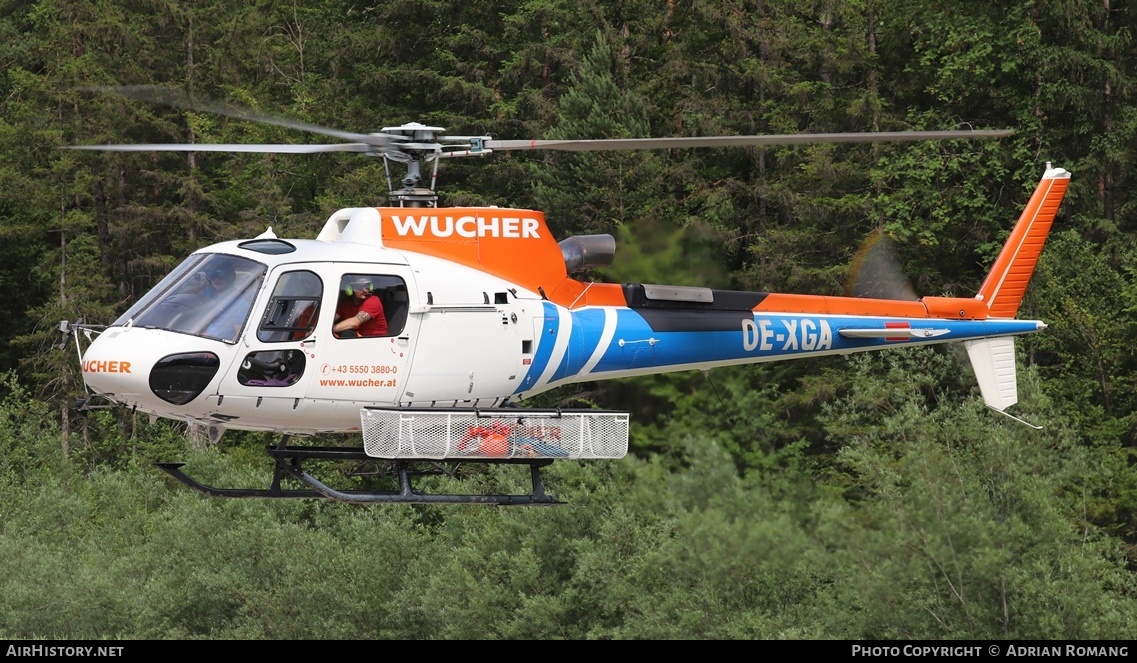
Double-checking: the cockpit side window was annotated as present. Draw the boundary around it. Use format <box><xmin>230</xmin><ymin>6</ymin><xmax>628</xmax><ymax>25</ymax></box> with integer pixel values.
<box><xmin>129</xmin><ymin>254</ymin><xmax>266</xmax><ymax>343</ymax></box>
<box><xmin>257</xmin><ymin>271</ymin><xmax>322</xmax><ymax>342</ymax></box>
<box><xmin>112</xmin><ymin>255</ymin><xmax>207</xmax><ymax>327</ymax></box>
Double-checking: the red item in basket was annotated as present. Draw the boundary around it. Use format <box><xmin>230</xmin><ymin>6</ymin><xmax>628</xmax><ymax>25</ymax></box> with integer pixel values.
<box><xmin>459</xmin><ymin>421</ymin><xmax>513</xmax><ymax>455</ymax></box>
<box><xmin>481</xmin><ymin>433</ymin><xmax>509</xmax><ymax>456</ymax></box>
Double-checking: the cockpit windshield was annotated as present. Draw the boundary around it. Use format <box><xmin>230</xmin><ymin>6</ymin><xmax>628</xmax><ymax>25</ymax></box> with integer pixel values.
<box><xmin>112</xmin><ymin>254</ymin><xmax>267</xmax><ymax>343</ymax></box>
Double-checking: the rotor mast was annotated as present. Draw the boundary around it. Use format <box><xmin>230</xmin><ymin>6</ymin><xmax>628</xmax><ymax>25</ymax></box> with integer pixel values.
<box><xmin>377</xmin><ymin>122</ymin><xmax>494</xmax><ymax>208</ymax></box>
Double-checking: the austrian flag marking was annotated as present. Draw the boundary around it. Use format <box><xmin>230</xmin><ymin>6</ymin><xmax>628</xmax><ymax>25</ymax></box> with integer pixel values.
<box><xmin>885</xmin><ymin>321</ymin><xmax>911</xmax><ymax>342</ymax></box>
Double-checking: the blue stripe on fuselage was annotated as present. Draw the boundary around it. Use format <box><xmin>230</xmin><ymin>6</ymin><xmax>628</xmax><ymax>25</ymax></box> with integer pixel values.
<box><xmin>515</xmin><ymin>302</ymin><xmax>561</xmax><ymax>393</ymax></box>
<box><xmin>585</xmin><ymin>312</ymin><xmax>1040</xmax><ymax>374</ymax></box>
<box><xmin>517</xmin><ymin>307</ymin><xmax>1042</xmax><ymax>390</ymax></box>
<box><xmin>550</xmin><ymin>308</ymin><xmax>606</xmax><ymax>383</ymax></box>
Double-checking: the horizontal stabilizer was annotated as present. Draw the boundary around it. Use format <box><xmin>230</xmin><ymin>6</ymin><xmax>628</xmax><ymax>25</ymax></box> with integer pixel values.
<box><xmin>838</xmin><ymin>327</ymin><xmax>950</xmax><ymax>339</ymax></box>
<box><xmin>964</xmin><ymin>336</ymin><xmax>1018</xmax><ymax>412</ymax></box>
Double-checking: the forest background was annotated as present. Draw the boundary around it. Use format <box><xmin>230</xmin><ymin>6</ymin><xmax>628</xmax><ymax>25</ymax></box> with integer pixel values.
<box><xmin>1</xmin><ymin>0</ymin><xmax>1136</xmax><ymax>640</ymax></box>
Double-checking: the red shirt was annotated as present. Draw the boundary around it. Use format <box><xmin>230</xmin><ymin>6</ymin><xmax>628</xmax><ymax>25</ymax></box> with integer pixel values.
<box><xmin>335</xmin><ymin>294</ymin><xmax>388</xmax><ymax>337</ymax></box>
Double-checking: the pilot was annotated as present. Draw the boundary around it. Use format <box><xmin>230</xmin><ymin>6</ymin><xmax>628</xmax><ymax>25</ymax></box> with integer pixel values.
<box><xmin>201</xmin><ymin>265</ymin><xmax>256</xmax><ymax>342</ymax></box>
<box><xmin>201</xmin><ymin>265</ymin><xmax>236</xmax><ymax>298</ymax></box>
<box><xmin>333</xmin><ymin>275</ymin><xmax>388</xmax><ymax>338</ymax></box>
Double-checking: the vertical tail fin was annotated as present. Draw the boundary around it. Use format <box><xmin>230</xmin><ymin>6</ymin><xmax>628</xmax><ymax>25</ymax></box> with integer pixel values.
<box><xmin>976</xmin><ymin>164</ymin><xmax>1071</xmax><ymax>318</ymax></box>
<box><xmin>966</xmin><ymin>164</ymin><xmax>1069</xmax><ymax>426</ymax></box>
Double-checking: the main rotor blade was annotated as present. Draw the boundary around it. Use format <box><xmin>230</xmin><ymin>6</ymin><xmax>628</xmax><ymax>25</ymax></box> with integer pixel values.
<box><xmin>84</xmin><ymin>85</ymin><xmax>390</xmax><ymax>148</ymax></box>
<box><xmin>487</xmin><ymin>130</ymin><xmax>1014</xmax><ymax>152</ymax></box>
<box><xmin>65</xmin><ymin>142</ymin><xmax>375</xmax><ymax>154</ymax></box>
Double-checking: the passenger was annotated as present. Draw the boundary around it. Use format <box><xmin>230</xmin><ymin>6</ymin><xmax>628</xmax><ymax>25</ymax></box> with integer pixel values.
<box><xmin>333</xmin><ymin>276</ymin><xmax>388</xmax><ymax>338</ymax></box>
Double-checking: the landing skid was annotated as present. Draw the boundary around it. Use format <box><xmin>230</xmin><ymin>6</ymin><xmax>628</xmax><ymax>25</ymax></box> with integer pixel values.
<box><xmin>155</xmin><ymin>441</ymin><xmax>563</xmax><ymax>505</ymax></box>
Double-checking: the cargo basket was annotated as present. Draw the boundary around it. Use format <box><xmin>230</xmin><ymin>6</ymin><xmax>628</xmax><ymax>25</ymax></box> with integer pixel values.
<box><xmin>361</xmin><ymin>407</ymin><xmax>629</xmax><ymax>460</ymax></box>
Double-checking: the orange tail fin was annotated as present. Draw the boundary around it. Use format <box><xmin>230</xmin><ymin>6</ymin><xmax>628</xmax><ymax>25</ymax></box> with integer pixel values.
<box><xmin>976</xmin><ymin>164</ymin><xmax>1071</xmax><ymax>318</ymax></box>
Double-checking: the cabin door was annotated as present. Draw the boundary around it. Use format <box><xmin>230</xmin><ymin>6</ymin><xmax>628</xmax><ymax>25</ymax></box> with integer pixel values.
<box><xmin>303</xmin><ymin>264</ymin><xmax>420</xmax><ymax>410</ymax></box>
<box><xmin>211</xmin><ymin>267</ymin><xmax>336</xmax><ymax>430</ymax></box>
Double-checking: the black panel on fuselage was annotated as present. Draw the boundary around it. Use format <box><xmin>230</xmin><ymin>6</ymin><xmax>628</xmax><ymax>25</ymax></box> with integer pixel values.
<box><xmin>621</xmin><ymin>283</ymin><xmax>768</xmax><ymax>332</ymax></box>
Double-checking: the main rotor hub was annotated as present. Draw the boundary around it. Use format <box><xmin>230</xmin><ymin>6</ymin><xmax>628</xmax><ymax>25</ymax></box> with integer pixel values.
<box><xmin>380</xmin><ymin>122</ymin><xmax>445</xmax><ymax>142</ymax></box>
<box><xmin>375</xmin><ymin>123</ymin><xmax>492</xmax><ymax>207</ymax></box>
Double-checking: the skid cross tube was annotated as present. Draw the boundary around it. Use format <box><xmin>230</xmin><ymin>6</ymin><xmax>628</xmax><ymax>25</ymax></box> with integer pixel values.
<box><xmin>155</xmin><ymin>442</ymin><xmax>563</xmax><ymax>505</ymax></box>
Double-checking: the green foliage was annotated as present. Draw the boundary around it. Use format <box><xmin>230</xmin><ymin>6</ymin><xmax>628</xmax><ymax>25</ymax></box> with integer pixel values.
<box><xmin>814</xmin><ymin>348</ymin><xmax>1137</xmax><ymax>638</ymax></box>
<box><xmin>0</xmin><ymin>372</ymin><xmax>66</xmax><ymax>487</ymax></box>
<box><xmin>0</xmin><ymin>363</ymin><xmax>1134</xmax><ymax>639</ymax></box>
<box><xmin>532</xmin><ymin>29</ymin><xmax>662</xmax><ymax>237</ymax></box>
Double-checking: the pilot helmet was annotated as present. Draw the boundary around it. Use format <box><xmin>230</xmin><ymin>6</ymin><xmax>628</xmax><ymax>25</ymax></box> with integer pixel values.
<box><xmin>344</xmin><ymin>275</ymin><xmax>373</xmax><ymax>296</ymax></box>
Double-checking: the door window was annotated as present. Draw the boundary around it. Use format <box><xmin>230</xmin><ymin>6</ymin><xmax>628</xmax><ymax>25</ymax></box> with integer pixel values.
<box><xmin>236</xmin><ymin>270</ymin><xmax>322</xmax><ymax>387</ymax></box>
<box><xmin>237</xmin><ymin>350</ymin><xmax>306</xmax><ymax>387</ymax></box>
<box><xmin>334</xmin><ymin>274</ymin><xmax>409</xmax><ymax>338</ymax></box>
<box><xmin>257</xmin><ymin>271</ymin><xmax>322</xmax><ymax>342</ymax></box>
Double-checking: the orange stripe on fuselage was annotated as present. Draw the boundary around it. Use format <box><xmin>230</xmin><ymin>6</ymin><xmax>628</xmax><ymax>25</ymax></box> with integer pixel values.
<box><xmin>977</xmin><ymin>174</ymin><xmax>1070</xmax><ymax>318</ymax></box>
<box><xmin>378</xmin><ymin>207</ymin><xmax>572</xmax><ymax>299</ymax></box>
<box><xmin>755</xmin><ymin>293</ymin><xmax>990</xmax><ymax>320</ymax></box>
<box><xmin>548</xmin><ymin>280</ymin><xmax>628</xmax><ymax>307</ymax></box>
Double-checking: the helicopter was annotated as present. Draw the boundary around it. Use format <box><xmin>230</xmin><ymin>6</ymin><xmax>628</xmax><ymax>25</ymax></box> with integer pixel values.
<box><xmin>61</xmin><ymin>86</ymin><xmax>1067</xmax><ymax>505</ymax></box>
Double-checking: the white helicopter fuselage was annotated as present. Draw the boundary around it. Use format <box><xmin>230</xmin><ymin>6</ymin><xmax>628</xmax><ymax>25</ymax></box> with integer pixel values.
<box><xmin>80</xmin><ymin>208</ymin><xmax>556</xmax><ymax>434</ymax></box>
<box><xmin>78</xmin><ymin>167</ymin><xmax>1069</xmax><ymax>435</ymax></box>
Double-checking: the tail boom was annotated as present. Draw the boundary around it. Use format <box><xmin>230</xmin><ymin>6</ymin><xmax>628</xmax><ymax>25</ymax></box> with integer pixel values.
<box><xmin>521</xmin><ymin>165</ymin><xmax>1068</xmax><ymax>423</ymax></box>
